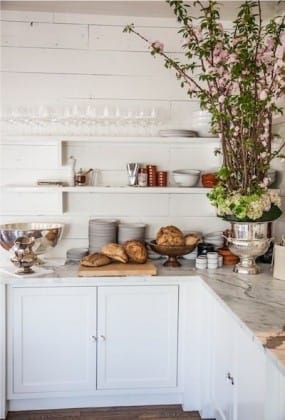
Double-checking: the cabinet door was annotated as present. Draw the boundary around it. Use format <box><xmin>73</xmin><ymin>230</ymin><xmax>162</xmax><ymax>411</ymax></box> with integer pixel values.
<box><xmin>235</xmin><ymin>325</ymin><xmax>265</xmax><ymax>420</ymax></box>
<box><xmin>9</xmin><ymin>287</ymin><xmax>97</xmax><ymax>394</ymax></box>
<box><xmin>97</xmin><ymin>285</ymin><xmax>178</xmax><ymax>389</ymax></box>
<box><xmin>0</xmin><ymin>284</ymin><xmax>6</xmax><ymax>419</ymax></box>
<box><xmin>211</xmin><ymin>301</ymin><xmax>235</xmax><ymax>420</ymax></box>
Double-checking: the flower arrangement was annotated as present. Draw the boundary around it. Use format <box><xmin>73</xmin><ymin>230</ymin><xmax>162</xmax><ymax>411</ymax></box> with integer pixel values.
<box><xmin>124</xmin><ymin>0</ymin><xmax>285</xmax><ymax>221</ymax></box>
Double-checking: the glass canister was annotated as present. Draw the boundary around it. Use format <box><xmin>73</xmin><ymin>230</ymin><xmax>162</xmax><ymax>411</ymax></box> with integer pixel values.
<box><xmin>138</xmin><ymin>167</ymin><xmax>148</xmax><ymax>187</ymax></box>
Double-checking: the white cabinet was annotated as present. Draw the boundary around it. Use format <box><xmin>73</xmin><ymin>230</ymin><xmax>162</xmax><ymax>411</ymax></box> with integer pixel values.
<box><xmin>9</xmin><ymin>287</ymin><xmax>97</xmax><ymax>394</ymax></box>
<box><xmin>235</xmin><ymin>325</ymin><xmax>265</xmax><ymax>420</ymax></box>
<box><xmin>211</xmin><ymin>301</ymin><xmax>236</xmax><ymax>420</ymax></box>
<box><xmin>97</xmin><ymin>285</ymin><xmax>178</xmax><ymax>389</ymax></box>
<box><xmin>265</xmin><ymin>356</ymin><xmax>285</xmax><ymax>420</ymax></box>
<box><xmin>210</xmin><ymin>297</ymin><xmax>266</xmax><ymax>420</ymax></box>
<box><xmin>0</xmin><ymin>285</ymin><xmax>6</xmax><ymax>419</ymax></box>
<box><xmin>8</xmin><ymin>284</ymin><xmax>179</xmax><ymax>397</ymax></box>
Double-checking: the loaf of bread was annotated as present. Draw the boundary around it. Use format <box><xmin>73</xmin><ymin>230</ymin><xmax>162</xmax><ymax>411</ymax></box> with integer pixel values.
<box><xmin>101</xmin><ymin>243</ymin><xmax>128</xmax><ymax>263</ymax></box>
<box><xmin>81</xmin><ymin>252</ymin><xmax>112</xmax><ymax>267</ymax></box>
<box><xmin>156</xmin><ymin>225</ymin><xmax>185</xmax><ymax>246</ymax></box>
<box><xmin>123</xmin><ymin>240</ymin><xmax>148</xmax><ymax>264</ymax></box>
<box><xmin>184</xmin><ymin>233</ymin><xmax>200</xmax><ymax>246</ymax></box>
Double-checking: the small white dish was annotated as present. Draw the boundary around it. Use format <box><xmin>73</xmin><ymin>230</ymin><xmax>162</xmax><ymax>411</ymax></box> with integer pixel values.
<box><xmin>172</xmin><ymin>169</ymin><xmax>201</xmax><ymax>187</ymax></box>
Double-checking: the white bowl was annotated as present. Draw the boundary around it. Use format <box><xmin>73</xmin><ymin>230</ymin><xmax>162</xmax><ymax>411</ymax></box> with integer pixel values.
<box><xmin>267</xmin><ymin>169</ymin><xmax>276</xmax><ymax>186</ymax></box>
<box><xmin>172</xmin><ymin>169</ymin><xmax>201</xmax><ymax>187</ymax></box>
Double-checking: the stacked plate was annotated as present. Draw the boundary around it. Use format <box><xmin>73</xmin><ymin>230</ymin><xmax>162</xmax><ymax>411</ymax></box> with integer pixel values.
<box><xmin>204</xmin><ymin>231</ymin><xmax>224</xmax><ymax>250</ymax></box>
<box><xmin>192</xmin><ymin>111</ymin><xmax>216</xmax><ymax>137</ymax></box>
<box><xmin>89</xmin><ymin>219</ymin><xmax>118</xmax><ymax>253</ymax></box>
<box><xmin>159</xmin><ymin>129</ymin><xmax>198</xmax><ymax>137</ymax></box>
<box><xmin>118</xmin><ymin>223</ymin><xmax>146</xmax><ymax>244</ymax></box>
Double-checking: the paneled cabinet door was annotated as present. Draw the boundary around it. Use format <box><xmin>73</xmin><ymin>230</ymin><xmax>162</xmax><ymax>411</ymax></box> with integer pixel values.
<box><xmin>235</xmin><ymin>325</ymin><xmax>266</xmax><ymax>420</ymax></box>
<box><xmin>97</xmin><ymin>285</ymin><xmax>179</xmax><ymax>389</ymax></box>
<box><xmin>9</xmin><ymin>287</ymin><xmax>97</xmax><ymax>394</ymax></box>
<box><xmin>211</xmin><ymin>302</ymin><xmax>236</xmax><ymax>420</ymax></box>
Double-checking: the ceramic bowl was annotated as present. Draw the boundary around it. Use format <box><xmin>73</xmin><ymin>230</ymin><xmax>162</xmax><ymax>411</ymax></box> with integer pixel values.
<box><xmin>172</xmin><ymin>169</ymin><xmax>201</xmax><ymax>187</ymax></box>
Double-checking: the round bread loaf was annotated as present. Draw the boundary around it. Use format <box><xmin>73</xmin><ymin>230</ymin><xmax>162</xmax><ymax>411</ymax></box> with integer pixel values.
<box><xmin>156</xmin><ymin>225</ymin><xmax>185</xmax><ymax>246</ymax></box>
<box><xmin>81</xmin><ymin>252</ymin><xmax>111</xmax><ymax>267</ymax></box>
<box><xmin>184</xmin><ymin>233</ymin><xmax>200</xmax><ymax>246</ymax></box>
<box><xmin>101</xmin><ymin>243</ymin><xmax>128</xmax><ymax>263</ymax></box>
<box><xmin>123</xmin><ymin>240</ymin><xmax>148</xmax><ymax>264</ymax></box>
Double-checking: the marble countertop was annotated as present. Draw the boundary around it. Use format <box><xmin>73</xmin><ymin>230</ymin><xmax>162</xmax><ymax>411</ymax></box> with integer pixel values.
<box><xmin>1</xmin><ymin>259</ymin><xmax>284</xmax><ymax>374</ymax></box>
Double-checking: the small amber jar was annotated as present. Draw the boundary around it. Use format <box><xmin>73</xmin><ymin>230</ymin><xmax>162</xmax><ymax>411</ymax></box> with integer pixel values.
<box><xmin>157</xmin><ymin>171</ymin><xmax>168</xmax><ymax>187</ymax></box>
<box><xmin>147</xmin><ymin>165</ymin><xmax>157</xmax><ymax>187</ymax></box>
<box><xmin>201</xmin><ymin>172</ymin><xmax>218</xmax><ymax>188</ymax></box>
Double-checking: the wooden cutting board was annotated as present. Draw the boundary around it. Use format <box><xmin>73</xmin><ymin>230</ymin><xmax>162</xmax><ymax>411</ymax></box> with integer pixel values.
<box><xmin>78</xmin><ymin>261</ymin><xmax>157</xmax><ymax>277</ymax></box>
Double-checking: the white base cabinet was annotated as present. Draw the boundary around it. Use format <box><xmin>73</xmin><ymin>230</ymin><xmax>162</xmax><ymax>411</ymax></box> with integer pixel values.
<box><xmin>9</xmin><ymin>287</ymin><xmax>98</xmax><ymax>394</ymax></box>
<box><xmin>97</xmin><ymin>286</ymin><xmax>178</xmax><ymax>390</ymax></box>
<box><xmin>3</xmin><ymin>279</ymin><xmax>284</xmax><ymax>420</ymax></box>
<box><xmin>8</xmin><ymin>285</ymin><xmax>179</xmax><ymax>399</ymax></box>
<box><xmin>206</xmin><ymin>292</ymin><xmax>266</xmax><ymax>420</ymax></box>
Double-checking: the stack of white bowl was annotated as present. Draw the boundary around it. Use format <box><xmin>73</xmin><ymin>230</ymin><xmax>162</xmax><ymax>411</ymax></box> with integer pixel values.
<box><xmin>89</xmin><ymin>219</ymin><xmax>118</xmax><ymax>253</ymax></box>
<box><xmin>118</xmin><ymin>223</ymin><xmax>146</xmax><ymax>244</ymax></box>
<box><xmin>192</xmin><ymin>111</ymin><xmax>215</xmax><ymax>138</ymax></box>
<box><xmin>204</xmin><ymin>231</ymin><xmax>224</xmax><ymax>250</ymax></box>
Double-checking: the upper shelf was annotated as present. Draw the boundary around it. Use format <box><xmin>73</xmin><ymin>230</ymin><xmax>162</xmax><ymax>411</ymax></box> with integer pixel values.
<box><xmin>1</xmin><ymin>135</ymin><xmax>220</xmax><ymax>145</ymax></box>
<box><xmin>2</xmin><ymin>185</ymin><xmax>211</xmax><ymax>194</ymax></box>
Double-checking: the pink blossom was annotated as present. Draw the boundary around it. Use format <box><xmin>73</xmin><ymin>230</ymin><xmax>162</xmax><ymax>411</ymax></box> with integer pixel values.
<box><xmin>276</xmin><ymin>45</ymin><xmax>284</xmax><ymax>59</ymax></box>
<box><xmin>281</xmin><ymin>32</ymin><xmax>285</xmax><ymax>46</ymax></box>
<box><xmin>228</xmin><ymin>53</ymin><xmax>238</xmax><ymax>63</ymax></box>
<box><xmin>151</xmin><ymin>40</ymin><xmax>164</xmax><ymax>52</ymax></box>
<box><xmin>259</xmin><ymin>90</ymin><xmax>267</xmax><ymax>100</ymax></box>
<box><xmin>265</xmin><ymin>37</ymin><xmax>275</xmax><ymax>49</ymax></box>
<box><xmin>218</xmin><ymin>95</ymin><xmax>225</xmax><ymax>104</ymax></box>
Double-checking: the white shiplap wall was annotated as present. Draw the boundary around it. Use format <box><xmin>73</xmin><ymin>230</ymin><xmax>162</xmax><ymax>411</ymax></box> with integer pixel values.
<box><xmin>0</xmin><ymin>7</ymin><xmax>284</xmax><ymax>260</ymax></box>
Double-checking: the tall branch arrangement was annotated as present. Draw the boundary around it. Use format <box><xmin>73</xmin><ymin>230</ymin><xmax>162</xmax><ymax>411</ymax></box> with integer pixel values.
<box><xmin>124</xmin><ymin>0</ymin><xmax>285</xmax><ymax>221</ymax></box>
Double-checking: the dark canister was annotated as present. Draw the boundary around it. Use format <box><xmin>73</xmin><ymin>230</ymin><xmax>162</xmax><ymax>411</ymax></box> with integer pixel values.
<box><xmin>197</xmin><ymin>242</ymin><xmax>215</xmax><ymax>256</ymax></box>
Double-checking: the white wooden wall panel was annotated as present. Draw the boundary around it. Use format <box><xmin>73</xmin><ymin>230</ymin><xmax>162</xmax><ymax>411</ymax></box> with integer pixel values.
<box><xmin>65</xmin><ymin>193</ymin><xmax>169</xmax><ymax>216</ymax></box>
<box><xmin>2</xmin><ymin>73</ymin><xmax>188</xmax><ymax>101</ymax></box>
<box><xmin>1</xmin><ymin>10</ymin><xmax>53</xmax><ymax>23</ymax></box>
<box><xmin>0</xmin><ymin>192</ymin><xmax>62</xmax><ymax>216</ymax></box>
<box><xmin>0</xmin><ymin>144</ymin><xmax>59</xmax><ymax>169</ymax></box>
<box><xmin>63</xmin><ymin>142</ymin><xmax>171</xmax><ymax>170</ymax></box>
<box><xmin>169</xmin><ymin>194</ymin><xmax>216</xmax><ymax>217</ymax></box>
<box><xmin>53</xmin><ymin>13</ymin><xmax>180</xmax><ymax>27</ymax></box>
<box><xmin>1</xmin><ymin>21</ymin><xmax>88</xmax><ymax>49</ymax></box>
<box><xmin>2</xmin><ymin>48</ymin><xmax>182</xmax><ymax>76</ymax></box>
<box><xmin>169</xmin><ymin>146</ymin><xmax>222</xmax><ymax>171</ymax></box>
<box><xmin>89</xmin><ymin>25</ymin><xmax>183</xmax><ymax>52</ymax></box>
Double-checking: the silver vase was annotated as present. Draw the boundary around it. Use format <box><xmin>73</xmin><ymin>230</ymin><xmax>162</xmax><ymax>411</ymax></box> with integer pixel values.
<box><xmin>226</xmin><ymin>222</ymin><xmax>272</xmax><ymax>275</ymax></box>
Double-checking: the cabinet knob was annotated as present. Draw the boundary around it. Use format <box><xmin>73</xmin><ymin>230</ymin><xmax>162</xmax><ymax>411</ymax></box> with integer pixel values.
<box><xmin>226</xmin><ymin>372</ymin><xmax>234</xmax><ymax>385</ymax></box>
<box><xmin>99</xmin><ymin>334</ymin><xmax>106</xmax><ymax>341</ymax></box>
<box><xmin>89</xmin><ymin>335</ymin><xmax>97</xmax><ymax>342</ymax></box>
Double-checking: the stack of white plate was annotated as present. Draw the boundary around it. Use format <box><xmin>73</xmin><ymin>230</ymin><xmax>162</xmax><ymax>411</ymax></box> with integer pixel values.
<box><xmin>118</xmin><ymin>223</ymin><xmax>146</xmax><ymax>244</ymax></box>
<box><xmin>89</xmin><ymin>219</ymin><xmax>118</xmax><ymax>253</ymax></box>
<box><xmin>159</xmin><ymin>129</ymin><xmax>198</xmax><ymax>137</ymax></box>
<box><xmin>192</xmin><ymin>111</ymin><xmax>216</xmax><ymax>137</ymax></box>
<box><xmin>204</xmin><ymin>231</ymin><xmax>224</xmax><ymax>250</ymax></box>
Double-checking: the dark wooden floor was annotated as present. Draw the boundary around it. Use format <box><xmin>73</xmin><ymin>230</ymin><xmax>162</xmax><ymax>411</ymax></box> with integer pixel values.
<box><xmin>7</xmin><ymin>405</ymin><xmax>202</xmax><ymax>420</ymax></box>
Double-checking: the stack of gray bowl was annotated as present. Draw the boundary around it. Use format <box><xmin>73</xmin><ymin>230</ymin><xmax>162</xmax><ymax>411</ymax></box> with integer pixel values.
<box><xmin>118</xmin><ymin>223</ymin><xmax>146</xmax><ymax>244</ymax></box>
<box><xmin>66</xmin><ymin>248</ymin><xmax>88</xmax><ymax>264</ymax></box>
<box><xmin>89</xmin><ymin>219</ymin><xmax>118</xmax><ymax>253</ymax></box>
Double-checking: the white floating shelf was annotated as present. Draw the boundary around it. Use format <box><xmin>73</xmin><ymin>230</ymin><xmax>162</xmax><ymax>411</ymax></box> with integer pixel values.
<box><xmin>2</xmin><ymin>185</ymin><xmax>211</xmax><ymax>194</ymax></box>
<box><xmin>1</xmin><ymin>135</ymin><xmax>220</xmax><ymax>145</ymax></box>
